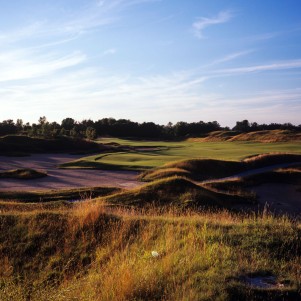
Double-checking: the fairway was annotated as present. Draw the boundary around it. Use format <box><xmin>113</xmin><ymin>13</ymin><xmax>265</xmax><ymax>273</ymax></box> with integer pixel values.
<box><xmin>61</xmin><ymin>138</ymin><xmax>301</xmax><ymax>171</ymax></box>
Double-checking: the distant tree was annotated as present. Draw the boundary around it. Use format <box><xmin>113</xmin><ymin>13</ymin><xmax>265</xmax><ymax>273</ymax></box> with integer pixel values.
<box><xmin>85</xmin><ymin>127</ymin><xmax>97</xmax><ymax>140</ymax></box>
<box><xmin>38</xmin><ymin>116</ymin><xmax>47</xmax><ymax>125</ymax></box>
<box><xmin>16</xmin><ymin>119</ymin><xmax>23</xmax><ymax>132</ymax></box>
<box><xmin>59</xmin><ymin>128</ymin><xmax>67</xmax><ymax>136</ymax></box>
<box><xmin>0</xmin><ymin>119</ymin><xmax>16</xmax><ymax>136</ymax></box>
<box><xmin>70</xmin><ymin>126</ymin><xmax>80</xmax><ymax>138</ymax></box>
<box><xmin>41</xmin><ymin>122</ymin><xmax>51</xmax><ymax>138</ymax></box>
<box><xmin>61</xmin><ymin>118</ymin><xmax>75</xmax><ymax>131</ymax></box>
<box><xmin>233</xmin><ymin>120</ymin><xmax>250</xmax><ymax>132</ymax></box>
<box><xmin>28</xmin><ymin>124</ymin><xmax>38</xmax><ymax>137</ymax></box>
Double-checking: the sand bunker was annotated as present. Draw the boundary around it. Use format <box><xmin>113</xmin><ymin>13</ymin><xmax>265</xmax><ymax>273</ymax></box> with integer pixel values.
<box><xmin>0</xmin><ymin>154</ymin><xmax>140</xmax><ymax>191</ymax></box>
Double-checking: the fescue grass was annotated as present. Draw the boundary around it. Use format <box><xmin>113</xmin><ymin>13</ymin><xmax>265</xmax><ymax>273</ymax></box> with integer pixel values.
<box><xmin>0</xmin><ymin>186</ymin><xmax>120</xmax><ymax>202</ymax></box>
<box><xmin>0</xmin><ymin>168</ymin><xmax>47</xmax><ymax>179</ymax></box>
<box><xmin>0</xmin><ymin>202</ymin><xmax>300</xmax><ymax>300</ymax></box>
<box><xmin>140</xmin><ymin>154</ymin><xmax>301</xmax><ymax>182</ymax></box>
<box><xmin>189</xmin><ymin>130</ymin><xmax>301</xmax><ymax>143</ymax></box>
<box><xmin>100</xmin><ymin>176</ymin><xmax>255</xmax><ymax>209</ymax></box>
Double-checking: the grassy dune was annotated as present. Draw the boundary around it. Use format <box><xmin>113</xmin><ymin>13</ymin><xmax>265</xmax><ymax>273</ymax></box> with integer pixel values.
<box><xmin>0</xmin><ymin>186</ymin><xmax>120</xmax><ymax>203</ymax></box>
<box><xmin>0</xmin><ymin>168</ymin><xmax>47</xmax><ymax>180</ymax></box>
<box><xmin>189</xmin><ymin>130</ymin><xmax>301</xmax><ymax>143</ymax></box>
<box><xmin>0</xmin><ymin>203</ymin><xmax>301</xmax><ymax>301</ymax></box>
<box><xmin>140</xmin><ymin>154</ymin><xmax>301</xmax><ymax>182</ymax></box>
<box><xmin>0</xmin><ymin>135</ymin><xmax>104</xmax><ymax>155</ymax></box>
<box><xmin>101</xmin><ymin>176</ymin><xmax>254</xmax><ymax>209</ymax></box>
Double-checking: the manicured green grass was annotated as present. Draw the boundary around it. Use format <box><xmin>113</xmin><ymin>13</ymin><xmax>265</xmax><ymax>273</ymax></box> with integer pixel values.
<box><xmin>61</xmin><ymin>138</ymin><xmax>301</xmax><ymax>171</ymax></box>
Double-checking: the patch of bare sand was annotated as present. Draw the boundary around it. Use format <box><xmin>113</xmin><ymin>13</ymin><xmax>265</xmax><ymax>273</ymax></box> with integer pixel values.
<box><xmin>0</xmin><ymin>154</ymin><xmax>140</xmax><ymax>191</ymax></box>
<box><xmin>252</xmin><ymin>183</ymin><xmax>301</xmax><ymax>215</ymax></box>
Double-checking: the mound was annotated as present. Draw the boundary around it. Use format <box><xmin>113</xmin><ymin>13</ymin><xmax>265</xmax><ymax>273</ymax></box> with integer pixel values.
<box><xmin>0</xmin><ymin>187</ymin><xmax>120</xmax><ymax>202</ymax></box>
<box><xmin>0</xmin><ymin>168</ymin><xmax>47</xmax><ymax>179</ymax></box>
<box><xmin>140</xmin><ymin>159</ymin><xmax>245</xmax><ymax>182</ymax></box>
<box><xmin>104</xmin><ymin>176</ymin><xmax>253</xmax><ymax>208</ymax></box>
<box><xmin>140</xmin><ymin>153</ymin><xmax>301</xmax><ymax>183</ymax></box>
<box><xmin>188</xmin><ymin>130</ymin><xmax>301</xmax><ymax>142</ymax></box>
<box><xmin>188</xmin><ymin>131</ymin><xmax>239</xmax><ymax>142</ymax></box>
<box><xmin>139</xmin><ymin>167</ymin><xmax>191</xmax><ymax>182</ymax></box>
<box><xmin>0</xmin><ymin>135</ymin><xmax>103</xmax><ymax>155</ymax></box>
<box><xmin>243</xmin><ymin>153</ymin><xmax>301</xmax><ymax>168</ymax></box>
<box><xmin>229</xmin><ymin>130</ymin><xmax>301</xmax><ymax>142</ymax></box>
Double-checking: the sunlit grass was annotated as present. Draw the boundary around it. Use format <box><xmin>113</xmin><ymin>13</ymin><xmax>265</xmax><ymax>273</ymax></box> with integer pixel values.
<box><xmin>62</xmin><ymin>139</ymin><xmax>301</xmax><ymax>171</ymax></box>
<box><xmin>1</xmin><ymin>202</ymin><xmax>300</xmax><ymax>300</ymax></box>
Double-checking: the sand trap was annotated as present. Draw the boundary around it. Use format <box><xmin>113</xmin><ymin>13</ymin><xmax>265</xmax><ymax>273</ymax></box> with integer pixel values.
<box><xmin>252</xmin><ymin>183</ymin><xmax>301</xmax><ymax>215</ymax></box>
<box><xmin>0</xmin><ymin>154</ymin><xmax>140</xmax><ymax>191</ymax></box>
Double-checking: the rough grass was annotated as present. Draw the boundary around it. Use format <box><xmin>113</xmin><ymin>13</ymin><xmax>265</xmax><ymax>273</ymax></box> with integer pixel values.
<box><xmin>203</xmin><ymin>164</ymin><xmax>301</xmax><ymax>195</ymax></box>
<box><xmin>0</xmin><ymin>168</ymin><xmax>47</xmax><ymax>180</ymax></box>
<box><xmin>0</xmin><ymin>186</ymin><xmax>121</xmax><ymax>202</ymax></box>
<box><xmin>101</xmin><ymin>176</ymin><xmax>255</xmax><ymax>209</ymax></box>
<box><xmin>189</xmin><ymin>130</ymin><xmax>301</xmax><ymax>143</ymax></box>
<box><xmin>140</xmin><ymin>153</ymin><xmax>301</xmax><ymax>182</ymax></box>
<box><xmin>230</xmin><ymin>130</ymin><xmax>301</xmax><ymax>142</ymax></box>
<box><xmin>140</xmin><ymin>167</ymin><xmax>191</xmax><ymax>181</ymax></box>
<box><xmin>0</xmin><ymin>203</ymin><xmax>301</xmax><ymax>301</ymax></box>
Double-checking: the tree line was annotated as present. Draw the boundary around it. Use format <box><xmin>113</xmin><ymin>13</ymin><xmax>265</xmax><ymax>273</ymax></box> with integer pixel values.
<box><xmin>0</xmin><ymin>117</ymin><xmax>300</xmax><ymax>140</ymax></box>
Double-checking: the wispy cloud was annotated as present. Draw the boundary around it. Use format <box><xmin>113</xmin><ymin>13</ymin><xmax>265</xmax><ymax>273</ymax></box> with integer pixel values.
<box><xmin>97</xmin><ymin>0</ymin><xmax>161</xmax><ymax>10</ymax></box>
<box><xmin>246</xmin><ymin>26</ymin><xmax>301</xmax><ymax>43</ymax></box>
<box><xmin>193</xmin><ymin>10</ymin><xmax>233</xmax><ymax>39</ymax></box>
<box><xmin>102</xmin><ymin>48</ymin><xmax>117</xmax><ymax>56</ymax></box>
<box><xmin>217</xmin><ymin>59</ymin><xmax>301</xmax><ymax>74</ymax></box>
<box><xmin>209</xmin><ymin>50</ymin><xmax>254</xmax><ymax>66</ymax></box>
<box><xmin>0</xmin><ymin>49</ymin><xmax>86</xmax><ymax>82</ymax></box>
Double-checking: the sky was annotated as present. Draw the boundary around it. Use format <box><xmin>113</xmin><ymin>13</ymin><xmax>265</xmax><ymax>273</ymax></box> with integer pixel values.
<box><xmin>1</xmin><ymin>0</ymin><xmax>301</xmax><ymax>127</ymax></box>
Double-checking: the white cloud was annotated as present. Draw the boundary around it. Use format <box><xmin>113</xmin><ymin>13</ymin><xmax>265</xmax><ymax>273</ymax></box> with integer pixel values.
<box><xmin>217</xmin><ymin>59</ymin><xmax>301</xmax><ymax>75</ymax></box>
<box><xmin>209</xmin><ymin>50</ymin><xmax>254</xmax><ymax>66</ymax></box>
<box><xmin>193</xmin><ymin>10</ymin><xmax>233</xmax><ymax>39</ymax></box>
<box><xmin>0</xmin><ymin>49</ymin><xmax>86</xmax><ymax>82</ymax></box>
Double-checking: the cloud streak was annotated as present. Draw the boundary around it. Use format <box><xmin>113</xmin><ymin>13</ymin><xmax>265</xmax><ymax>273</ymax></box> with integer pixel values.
<box><xmin>209</xmin><ymin>50</ymin><xmax>254</xmax><ymax>66</ymax></box>
<box><xmin>193</xmin><ymin>10</ymin><xmax>233</xmax><ymax>39</ymax></box>
<box><xmin>217</xmin><ymin>59</ymin><xmax>301</xmax><ymax>74</ymax></box>
<box><xmin>0</xmin><ymin>49</ymin><xmax>86</xmax><ymax>82</ymax></box>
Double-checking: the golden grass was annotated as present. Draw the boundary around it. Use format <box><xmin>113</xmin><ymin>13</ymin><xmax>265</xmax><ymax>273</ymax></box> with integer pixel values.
<box><xmin>230</xmin><ymin>130</ymin><xmax>301</xmax><ymax>142</ymax></box>
<box><xmin>139</xmin><ymin>167</ymin><xmax>190</xmax><ymax>182</ymax></box>
<box><xmin>1</xmin><ymin>201</ymin><xmax>301</xmax><ymax>300</ymax></box>
<box><xmin>189</xmin><ymin>130</ymin><xmax>301</xmax><ymax>143</ymax></box>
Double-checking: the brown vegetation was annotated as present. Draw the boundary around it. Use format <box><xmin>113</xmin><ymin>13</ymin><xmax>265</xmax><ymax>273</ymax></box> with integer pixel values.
<box><xmin>189</xmin><ymin>130</ymin><xmax>301</xmax><ymax>142</ymax></box>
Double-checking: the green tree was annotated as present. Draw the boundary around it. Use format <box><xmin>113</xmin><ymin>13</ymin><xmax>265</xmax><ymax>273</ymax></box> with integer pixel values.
<box><xmin>61</xmin><ymin>118</ymin><xmax>75</xmax><ymax>130</ymax></box>
<box><xmin>85</xmin><ymin>127</ymin><xmax>97</xmax><ymax>140</ymax></box>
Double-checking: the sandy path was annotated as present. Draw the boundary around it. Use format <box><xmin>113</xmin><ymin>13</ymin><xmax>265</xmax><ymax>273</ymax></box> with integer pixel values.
<box><xmin>0</xmin><ymin>154</ymin><xmax>140</xmax><ymax>191</ymax></box>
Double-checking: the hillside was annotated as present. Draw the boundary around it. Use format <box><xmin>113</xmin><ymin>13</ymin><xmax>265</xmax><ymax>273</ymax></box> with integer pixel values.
<box><xmin>189</xmin><ymin>130</ymin><xmax>301</xmax><ymax>143</ymax></box>
<box><xmin>0</xmin><ymin>135</ymin><xmax>105</xmax><ymax>155</ymax></box>
<box><xmin>1</xmin><ymin>203</ymin><xmax>301</xmax><ymax>301</ymax></box>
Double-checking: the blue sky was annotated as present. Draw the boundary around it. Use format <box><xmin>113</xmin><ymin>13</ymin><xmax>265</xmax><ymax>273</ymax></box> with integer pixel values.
<box><xmin>1</xmin><ymin>0</ymin><xmax>301</xmax><ymax>126</ymax></box>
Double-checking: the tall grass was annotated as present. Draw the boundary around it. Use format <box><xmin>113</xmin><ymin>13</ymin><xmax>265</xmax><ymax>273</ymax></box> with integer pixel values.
<box><xmin>0</xmin><ymin>202</ymin><xmax>300</xmax><ymax>300</ymax></box>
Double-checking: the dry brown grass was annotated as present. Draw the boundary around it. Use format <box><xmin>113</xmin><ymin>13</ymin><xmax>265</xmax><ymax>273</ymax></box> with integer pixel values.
<box><xmin>229</xmin><ymin>130</ymin><xmax>301</xmax><ymax>142</ymax></box>
<box><xmin>188</xmin><ymin>130</ymin><xmax>301</xmax><ymax>143</ymax></box>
